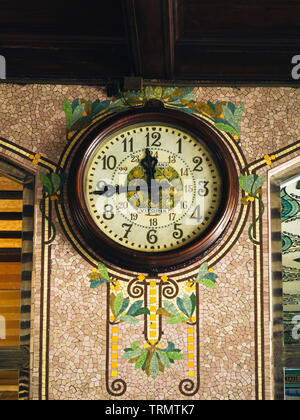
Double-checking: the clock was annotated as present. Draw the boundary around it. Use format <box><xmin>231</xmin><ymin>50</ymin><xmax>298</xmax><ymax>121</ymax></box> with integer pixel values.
<box><xmin>68</xmin><ymin>100</ymin><xmax>238</xmax><ymax>273</ymax></box>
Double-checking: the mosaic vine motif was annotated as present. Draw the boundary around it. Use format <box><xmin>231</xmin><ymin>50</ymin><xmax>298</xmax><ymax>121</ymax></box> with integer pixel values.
<box><xmin>239</xmin><ymin>173</ymin><xmax>265</xmax><ymax>244</ymax></box>
<box><xmin>62</xmin><ymin>87</ymin><xmax>244</xmax><ymax>142</ymax></box>
<box><xmin>39</xmin><ymin>171</ymin><xmax>66</xmax><ymax>244</ymax></box>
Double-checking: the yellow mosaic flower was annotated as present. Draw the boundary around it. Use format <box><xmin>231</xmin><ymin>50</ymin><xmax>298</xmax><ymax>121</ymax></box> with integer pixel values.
<box><xmin>111</xmin><ymin>280</ymin><xmax>120</xmax><ymax>291</ymax></box>
<box><xmin>29</xmin><ymin>153</ymin><xmax>41</xmax><ymax>165</ymax></box>
<box><xmin>242</xmin><ymin>195</ymin><xmax>255</xmax><ymax>205</ymax></box>
<box><xmin>68</xmin><ymin>131</ymin><xmax>75</xmax><ymax>138</ymax></box>
<box><xmin>264</xmin><ymin>153</ymin><xmax>276</xmax><ymax>166</ymax></box>
<box><xmin>161</xmin><ymin>275</ymin><xmax>168</xmax><ymax>282</ymax></box>
<box><xmin>186</xmin><ymin>286</ymin><xmax>195</xmax><ymax>293</ymax></box>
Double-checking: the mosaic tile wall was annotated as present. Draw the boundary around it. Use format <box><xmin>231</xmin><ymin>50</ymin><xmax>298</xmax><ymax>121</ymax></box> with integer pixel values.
<box><xmin>0</xmin><ymin>84</ymin><xmax>300</xmax><ymax>400</ymax></box>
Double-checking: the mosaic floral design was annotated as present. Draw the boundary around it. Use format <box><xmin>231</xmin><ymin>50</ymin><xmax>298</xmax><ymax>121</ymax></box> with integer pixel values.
<box><xmin>122</xmin><ymin>340</ymin><xmax>183</xmax><ymax>379</ymax></box>
<box><xmin>62</xmin><ymin>87</ymin><xmax>244</xmax><ymax>141</ymax></box>
<box><xmin>39</xmin><ymin>171</ymin><xmax>66</xmax><ymax>242</ymax></box>
<box><xmin>157</xmin><ymin>293</ymin><xmax>197</xmax><ymax>324</ymax></box>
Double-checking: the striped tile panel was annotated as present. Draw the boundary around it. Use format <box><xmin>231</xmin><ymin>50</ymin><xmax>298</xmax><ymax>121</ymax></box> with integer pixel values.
<box><xmin>0</xmin><ymin>161</ymin><xmax>34</xmax><ymax>401</ymax></box>
<box><xmin>0</xmin><ymin>371</ymin><xmax>19</xmax><ymax>400</ymax></box>
<box><xmin>0</xmin><ymin>175</ymin><xmax>23</xmax><ymax>348</ymax></box>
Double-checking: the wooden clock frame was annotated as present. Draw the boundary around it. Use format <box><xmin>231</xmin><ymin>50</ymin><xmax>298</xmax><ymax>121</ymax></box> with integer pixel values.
<box><xmin>68</xmin><ymin>101</ymin><xmax>238</xmax><ymax>273</ymax></box>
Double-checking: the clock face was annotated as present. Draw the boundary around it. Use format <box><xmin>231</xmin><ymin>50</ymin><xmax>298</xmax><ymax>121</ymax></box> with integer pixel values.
<box><xmin>68</xmin><ymin>104</ymin><xmax>238</xmax><ymax>272</ymax></box>
<box><xmin>83</xmin><ymin>122</ymin><xmax>222</xmax><ymax>253</ymax></box>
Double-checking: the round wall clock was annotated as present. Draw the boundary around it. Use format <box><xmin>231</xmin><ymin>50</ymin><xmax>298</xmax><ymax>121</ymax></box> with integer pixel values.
<box><xmin>68</xmin><ymin>100</ymin><xmax>238</xmax><ymax>273</ymax></box>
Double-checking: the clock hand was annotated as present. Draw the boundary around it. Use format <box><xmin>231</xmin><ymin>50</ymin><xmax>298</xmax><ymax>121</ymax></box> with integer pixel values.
<box><xmin>141</xmin><ymin>148</ymin><xmax>158</xmax><ymax>204</ymax></box>
<box><xmin>92</xmin><ymin>182</ymin><xmax>142</xmax><ymax>197</ymax></box>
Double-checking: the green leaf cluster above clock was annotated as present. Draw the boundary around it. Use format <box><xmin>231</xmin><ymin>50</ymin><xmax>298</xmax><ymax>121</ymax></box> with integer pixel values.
<box><xmin>68</xmin><ymin>100</ymin><xmax>238</xmax><ymax>273</ymax></box>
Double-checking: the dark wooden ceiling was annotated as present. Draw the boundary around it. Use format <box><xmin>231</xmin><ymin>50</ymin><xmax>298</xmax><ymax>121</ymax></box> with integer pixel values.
<box><xmin>0</xmin><ymin>0</ymin><xmax>300</xmax><ymax>85</ymax></box>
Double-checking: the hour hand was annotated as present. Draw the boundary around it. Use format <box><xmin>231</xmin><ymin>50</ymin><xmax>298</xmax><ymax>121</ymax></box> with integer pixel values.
<box><xmin>92</xmin><ymin>182</ymin><xmax>141</xmax><ymax>197</ymax></box>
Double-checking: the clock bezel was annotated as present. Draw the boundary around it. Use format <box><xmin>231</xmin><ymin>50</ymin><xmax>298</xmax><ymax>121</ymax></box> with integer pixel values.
<box><xmin>68</xmin><ymin>102</ymin><xmax>238</xmax><ymax>273</ymax></box>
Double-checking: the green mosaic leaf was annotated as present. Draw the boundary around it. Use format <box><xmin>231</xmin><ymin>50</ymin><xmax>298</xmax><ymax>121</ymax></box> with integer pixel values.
<box><xmin>131</xmin><ymin>341</ymin><xmax>139</xmax><ymax>350</ymax></box>
<box><xmin>114</xmin><ymin>292</ymin><xmax>124</xmax><ymax>316</ymax></box>
<box><xmin>197</xmin><ymin>277</ymin><xmax>216</xmax><ymax>289</ymax></box>
<box><xmin>215</xmin><ymin>101</ymin><xmax>227</xmax><ymax>118</ymax></box>
<box><xmin>62</xmin><ymin>99</ymin><xmax>72</xmax><ymax>129</ymax></box>
<box><xmin>251</xmin><ymin>175</ymin><xmax>264</xmax><ymax>194</ymax></box>
<box><xmin>157</xmin><ymin>350</ymin><xmax>171</xmax><ymax>368</ymax></box>
<box><xmin>215</xmin><ymin>122</ymin><xmax>238</xmax><ymax>137</ymax></box>
<box><xmin>238</xmin><ymin>174</ymin><xmax>248</xmax><ymax>192</ymax></box>
<box><xmin>165</xmin><ymin>351</ymin><xmax>184</xmax><ymax>361</ymax></box>
<box><xmin>222</xmin><ymin>105</ymin><xmax>236</xmax><ymax>127</ymax></box>
<box><xmin>149</xmin><ymin>352</ymin><xmax>159</xmax><ymax>379</ymax></box>
<box><xmin>82</xmin><ymin>99</ymin><xmax>92</xmax><ymax>115</ymax></box>
<box><xmin>163</xmin><ymin>300</ymin><xmax>180</xmax><ymax>317</ymax></box>
<box><xmin>122</xmin><ymin>349</ymin><xmax>144</xmax><ymax>359</ymax></box>
<box><xmin>40</xmin><ymin>173</ymin><xmax>52</xmax><ymax>195</ymax></box>
<box><xmin>71</xmin><ymin>99</ymin><xmax>79</xmax><ymax>112</ymax></box>
<box><xmin>166</xmin><ymin>315</ymin><xmax>186</xmax><ymax>324</ymax></box>
<box><xmin>153</xmin><ymin>86</ymin><xmax>163</xmax><ymax>99</ymax></box>
<box><xmin>144</xmin><ymin>86</ymin><xmax>154</xmax><ymax>100</ymax></box>
<box><xmin>204</xmin><ymin>272</ymin><xmax>218</xmax><ymax>281</ymax></box>
<box><xmin>119</xmin><ymin>315</ymin><xmax>140</xmax><ymax>324</ymax></box>
<box><xmin>110</xmin><ymin>293</ymin><xmax>116</xmax><ymax>317</ymax></box>
<box><xmin>233</xmin><ymin>102</ymin><xmax>244</xmax><ymax>125</ymax></box>
<box><xmin>51</xmin><ymin>173</ymin><xmax>61</xmax><ymax>193</ymax></box>
<box><xmin>70</xmin><ymin>103</ymin><xmax>85</xmax><ymax>128</ymax></box>
<box><xmin>126</xmin><ymin>300</ymin><xmax>143</xmax><ymax>316</ymax></box>
<box><xmin>197</xmin><ymin>262</ymin><xmax>208</xmax><ymax>280</ymax></box>
<box><xmin>90</xmin><ymin>278</ymin><xmax>107</xmax><ymax>288</ymax></box>
<box><xmin>156</xmin><ymin>308</ymin><xmax>173</xmax><ymax>318</ymax></box>
<box><xmin>190</xmin><ymin>292</ymin><xmax>196</xmax><ymax>316</ymax></box>
<box><xmin>133</xmin><ymin>307</ymin><xmax>150</xmax><ymax>317</ymax></box>
<box><xmin>135</xmin><ymin>350</ymin><xmax>148</xmax><ymax>369</ymax></box>
<box><xmin>161</xmin><ymin>342</ymin><xmax>176</xmax><ymax>352</ymax></box>
<box><xmin>119</xmin><ymin>296</ymin><xmax>130</xmax><ymax>315</ymax></box>
<box><xmin>97</xmin><ymin>262</ymin><xmax>110</xmax><ymax>281</ymax></box>
<box><xmin>182</xmin><ymin>294</ymin><xmax>193</xmax><ymax>318</ymax></box>
<box><xmin>176</xmin><ymin>296</ymin><xmax>189</xmax><ymax>318</ymax></box>
<box><xmin>245</xmin><ymin>174</ymin><xmax>255</xmax><ymax>193</ymax></box>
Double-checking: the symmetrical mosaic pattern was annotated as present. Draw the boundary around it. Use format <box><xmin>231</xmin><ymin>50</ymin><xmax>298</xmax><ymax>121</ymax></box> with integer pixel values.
<box><xmin>0</xmin><ymin>84</ymin><xmax>300</xmax><ymax>400</ymax></box>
